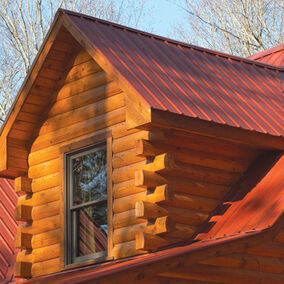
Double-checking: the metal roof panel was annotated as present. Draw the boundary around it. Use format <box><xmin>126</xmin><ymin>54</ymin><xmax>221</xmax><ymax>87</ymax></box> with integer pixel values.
<box><xmin>63</xmin><ymin>11</ymin><xmax>284</xmax><ymax>137</ymax></box>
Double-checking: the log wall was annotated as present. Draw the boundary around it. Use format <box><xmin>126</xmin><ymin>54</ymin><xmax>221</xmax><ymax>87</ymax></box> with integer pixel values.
<box><xmin>13</xmin><ymin>48</ymin><xmax>145</xmax><ymax>278</ymax></box>
<box><xmin>157</xmin><ymin>227</ymin><xmax>284</xmax><ymax>283</ymax></box>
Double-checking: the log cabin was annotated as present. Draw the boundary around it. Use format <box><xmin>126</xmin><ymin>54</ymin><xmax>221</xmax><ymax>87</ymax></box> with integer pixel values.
<box><xmin>0</xmin><ymin>8</ymin><xmax>283</xmax><ymax>284</ymax></box>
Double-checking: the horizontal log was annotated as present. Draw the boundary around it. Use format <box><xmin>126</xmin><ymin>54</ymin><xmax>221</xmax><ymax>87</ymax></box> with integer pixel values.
<box><xmin>18</xmin><ymin>214</ymin><xmax>60</xmax><ymax>235</ymax></box>
<box><xmin>29</xmin><ymin>122</ymin><xmax>133</xmax><ymax>166</ymax></box>
<box><xmin>136</xmin><ymin>231</ymin><xmax>178</xmax><ymax>251</ymax></box>
<box><xmin>32</xmin><ymin>201</ymin><xmax>60</xmax><ymax>220</ymax></box>
<box><xmin>113</xmin><ymin>185</ymin><xmax>173</xmax><ymax>213</ymax></box>
<box><xmin>73</xmin><ymin>50</ymin><xmax>92</xmax><ymax>66</ymax></box>
<box><xmin>275</xmin><ymin>229</ymin><xmax>284</xmax><ymax>243</ymax></box>
<box><xmin>112</xmin><ymin>240</ymin><xmax>144</xmax><ymax>259</ymax></box>
<box><xmin>246</xmin><ymin>242</ymin><xmax>284</xmax><ymax>258</ymax></box>
<box><xmin>162</xmin><ymin>130</ymin><xmax>259</xmax><ymax>160</ymax></box>
<box><xmin>111</xmin><ymin>122</ymin><xmax>140</xmax><ymax>139</ymax></box>
<box><xmin>143</xmin><ymin>154</ymin><xmax>239</xmax><ymax>186</ymax></box>
<box><xmin>56</xmin><ymin>70</ymin><xmax>113</xmax><ymax>101</ymax></box>
<box><xmin>164</xmin><ymin>192</ymin><xmax>219</xmax><ymax>213</ymax></box>
<box><xmin>13</xmin><ymin>120</ymin><xmax>36</xmax><ymax>133</ymax></box>
<box><xmin>15</xmin><ymin>204</ymin><xmax>33</xmax><ymax>221</ymax></box>
<box><xmin>21</xmin><ymin>102</ymin><xmax>48</xmax><ymax>115</ymax></box>
<box><xmin>113</xmin><ymin>191</ymin><xmax>146</xmax><ymax>214</ymax></box>
<box><xmin>34</xmin><ymin>76</ymin><xmax>58</xmax><ymax>89</ymax></box>
<box><xmin>32</xmin><ymin>229</ymin><xmax>61</xmax><ymax>249</ymax></box>
<box><xmin>113</xmin><ymin>179</ymin><xmax>146</xmax><ymax>199</ymax></box>
<box><xmin>29</xmin><ymin>158</ymin><xmax>59</xmax><ymax>179</ymax></box>
<box><xmin>14</xmin><ymin>176</ymin><xmax>32</xmax><ymax>194</ymax></box>
<box><xmin>15</xmin><ymin>232</ymin><xmax>33</xmax><ymax>249</ymax></box>
<box><xmin>7</xmin><ymin>156</ymin><xmax>28</xmax><ymax>171</ymax></box>
<box><xmin>136</xmin><ymin>139</ymin><xmax>250</xmax><ymax>173</ymax></box>
<box><xmin>143</xmin><ymin>216</ymin><xmax>176</xmax><ymax>235</ymax></box>
<box><xmin>158</xmin><ymin>264</ymin><xmax>284</xmax><ymax>283</ymax></box>
<box><xmin>14</xmin><ymin>262</ymin><xmax>32</xmax><ymax>278</ymax></box>
<box><xmin>136</xmin><ymin>201</ymin><xmax>167</xmax><ymax>219</ymax></box>
<box><xmin>39</xmin><ymin>92</ymin><xmax>125</xmax><ymax>135</ymax></box>
<box><xmin>42</xmin><ymin>58</ymin><xmax>66</xmax><ymax>72</ymax></box>
<box><xmin>112</xmin><ymin>131</ymin><xmax>165</xmax><ymax>154</ymax></box>
<box><xmin>113</xmin><ymin>148</ymin><xmax>146</xmax><ymax>169</ymax></box>
<box><xmin>32</xmin><ymin>173</ymin><xmax>60</xmax><ymax>192</ymax></box>
<box><xmin>166</xmin><ymin>224</ymin><xmax>196</xmax><ymax>239</ymax></box>
<box><xmin>113</xmin><ymin>219</ymin><xmax>187</xmax><ymax>245</ymax></box>
<box><xmin>114</xmin><ymin>223</ymin><xmax>147</xmax><ymax>244</ymax></box>
<box><xmin>143</xmin><ymin>153</ymin><xmax>175</xmax><ymax>173</ymax></box>
<box><xmin>113</xmin><ymin>160</ymin><xmax>147</xmax><ymax>184</ymax></box>
<box><xmin>113</xmin><ymin>210</ymin><xmax>146</xmax><ymax>229</ymax></box>
<box><xmin>8</xmin><ymin>129</ymin><xmax>31</xmax><ymax>142</ymax></box>
<box><xmin>17</xmin><ymin>244</ymin><xmax>60</xmax><ymax>263</ymax></box>
<box><xmin>31</xmin><ymin>107</ymin><xmax>125</xmax><ymax>151</ymax></box>
<box><xmin>48</xmin><ymin>81</ymin><xmax>121</xmax><ymax>118</ymax></box>
<box><xmin>135</xmin><ymin>202</ymin><xmax>208</xmax><ymax>226</ymax></box>
<box><xmin>146</xmin><ymin>185</ymin><xmax>175</xmax><ymax>203</ymax></box>
<box><xmin>135</xmin><ymin>170</ymin><xmax>229</xmax><ymax>199</ymax></box>
<box><xmin>201</xmin><ymin>253</ymin><xmax>284</xmax><ymax>274</ymax></box>
<box><xmin>63</xmin><ymin>59</ymin><xmax>101</xmax><ymax>83</ymax></box>
<box><xmin>38</xmin><ymin>68</ymin><xmax>62</xmax><ymax>81</ymax></box>
<box><xmin>17</xmin><ymin>111</ymin><xmax>43</xmax><ymax>124</ymax></box>
<box><xmin>18</xmin><ymin>187</ymin><xmax>60</xmax><ymax>207</ymax></box>
<box><xmin>31</xmin><ymin>257</ymin><xmax>60</xmax><ymax>277</ymax></box>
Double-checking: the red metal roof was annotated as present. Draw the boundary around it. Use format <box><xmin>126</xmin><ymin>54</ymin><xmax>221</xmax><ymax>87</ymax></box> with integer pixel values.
<box><xmin>0</xmin><ymin>178</ymin><xmax>18</xmax><ymax>283</ymax></box>
<box><xmin>248</xmin><ymin>44</ymin><xmax>284</xmax><ymax>67</ymax></box>
<box><xmin>62</xmin><ymin>10</ymin><xmax>284</xmax><ymax>137</ymax></box>
<box><xmin>196</xmin><ymin>153</ymin><xmax>284</xmax><ymax>240</ymax></box>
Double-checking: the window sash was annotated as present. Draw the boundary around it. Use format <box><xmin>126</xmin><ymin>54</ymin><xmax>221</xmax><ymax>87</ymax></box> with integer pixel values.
<box><xmin>65</xmin><ymin>141</ymin><xmax>108</xmax><ymax>265</ymax></box>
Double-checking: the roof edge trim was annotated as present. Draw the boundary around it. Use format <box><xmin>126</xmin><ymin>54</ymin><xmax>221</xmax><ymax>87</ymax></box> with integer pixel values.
<box><xmin>149</xmin><ymin>109</ymin><xmax>284</xmax><ymax>150</ymax></box>
<box><xmin>0</xmin><ymin>12</ymin><xmax>64</xmax><ymax>138</ymax></box>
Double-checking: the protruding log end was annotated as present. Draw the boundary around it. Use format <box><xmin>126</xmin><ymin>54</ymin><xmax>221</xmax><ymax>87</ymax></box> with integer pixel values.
<box><xmin>144</xmin><ymin>153</ymin><xmax>175</xmax><ymax>173</ymax></box>
<box><xmin>146</xmin><ymin>184</ymin><xmax>174</xmax><ymax>203</ymax></box>
<box><xmin>14</xmin><ymin>261</ymin><xmax>32</xmax><ymax>278</ymax></box>
<box><xmin>135</xmin><ymin>139</ymin><xmax>156</xmax><ymax>157</ymax></box>
<box><xmin>15</xmin><ymin>231</ymin><xmax>32</xmax><ymax>249</ymax></box>
<box><xmin>136</xmin><ymin>231</ymin><xmax>170</xmax><ymax>251</ymax></box>
<box><xmin>135</xmin><ymin>201</ymin><xmax>168</xmax><ymax>219</ymax></box>
<box><xmin>15</xmin><ymin>204</ymin><xmax>33</xmax><ymax>221</ymax></box>
<box><xmin>14</xmin><ymin>176</ymin><xmax>32</xmax><ymax>194</ymax></box>
<box><xmin>143</xmin><ymin>216</ymin><xmax>176</xmax><ymax>235</ymax></box>
<box><xmin>135</xmin><ymin>170</ymin><xmax>166</xmax><ymax>188</ymax></box>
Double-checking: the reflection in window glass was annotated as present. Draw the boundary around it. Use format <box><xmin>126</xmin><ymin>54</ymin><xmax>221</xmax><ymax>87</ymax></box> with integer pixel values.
<box><xmin>72</xmin><ymin>149</ymin><xmax>107</xmax><ymax>205</ymax></box>
<box><xmin>76</xmin><ymin>203</ymin><xmax>107</xmax><ymax>257</ymax></box>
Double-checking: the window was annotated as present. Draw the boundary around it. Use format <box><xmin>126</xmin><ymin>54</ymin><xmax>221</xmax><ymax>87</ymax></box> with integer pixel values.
<box><xmin>64</xmin><ymin>141</ymin><xmax>109</xmax><ymax>265</ymax></box>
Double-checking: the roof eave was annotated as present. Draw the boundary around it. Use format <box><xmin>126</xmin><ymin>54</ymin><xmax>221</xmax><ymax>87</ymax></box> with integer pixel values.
<box><xmin>134</xmin><ymin>108</ymin><xmax>284</xmax><ymax>150</ymax></box>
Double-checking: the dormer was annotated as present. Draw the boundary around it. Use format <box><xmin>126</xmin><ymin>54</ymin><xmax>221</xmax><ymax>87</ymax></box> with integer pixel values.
<box><xmin>0</xmin><ymin>9</ymin><xmax>283</xmax><ymax>282</ymax></box>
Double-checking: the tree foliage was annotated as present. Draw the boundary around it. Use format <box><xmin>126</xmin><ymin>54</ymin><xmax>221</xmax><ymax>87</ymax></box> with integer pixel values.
<box><xmin>0</xmin><ymin>0</ymin><xmax>148</xmax><ymax>123</ymax></box>
<box><xmin>174</xmin><ymin>0</ymin><xmax>284</xmax><ymax>57</ymax></box>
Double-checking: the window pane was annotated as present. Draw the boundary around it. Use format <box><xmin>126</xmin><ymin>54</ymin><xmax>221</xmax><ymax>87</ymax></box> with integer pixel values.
<box><xmin>72</xmin><ymin>148</ymin><xmax>107</xmax><ymax>206</ymax></box>
<box><xmin>74</xmin><ymin>202</ymin><xmax>108</xmax><ymax>258</ymax></box>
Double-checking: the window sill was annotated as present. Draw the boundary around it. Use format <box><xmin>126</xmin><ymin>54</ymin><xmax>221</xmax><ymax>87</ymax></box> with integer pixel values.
<box><xmin>62</xmin><ymin>255</ymin><xmax>114</xmax><ymax>271</ymax></box>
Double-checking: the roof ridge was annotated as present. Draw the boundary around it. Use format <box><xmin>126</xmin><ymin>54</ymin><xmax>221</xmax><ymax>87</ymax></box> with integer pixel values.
<box><xmin>248</xmin><ymin>43</ymin><xmax>284</xmax><ymax>61</ymax></box>
<box><xmin>59</xmin><ymin>9</ymin><xmax>284</xmax><ymax>72</ymax></box>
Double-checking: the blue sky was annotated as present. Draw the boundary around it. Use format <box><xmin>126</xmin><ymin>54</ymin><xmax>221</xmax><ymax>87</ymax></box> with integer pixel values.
<box><xmin>145</xmin><ymin>0</ymin><xmax>186</xmax><ymax>37</ymax></box>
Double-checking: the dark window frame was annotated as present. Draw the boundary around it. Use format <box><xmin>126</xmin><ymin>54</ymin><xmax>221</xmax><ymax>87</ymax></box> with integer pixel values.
<box><xmin>65</xmin><ymin>142</ymin><xmax>108</xmax><ymax>265</ymax></box>
<box><xmin>59</xmin><ymin>131</ymin><xmax>113</xmax><ymax>268</ymax></box>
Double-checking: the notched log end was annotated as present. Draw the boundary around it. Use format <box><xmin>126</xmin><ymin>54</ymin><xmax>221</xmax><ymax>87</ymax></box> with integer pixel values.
<box><xmin>14</xmin><ymin>261</ymin><xmax>32</xmax><ymax>278</ymax></box>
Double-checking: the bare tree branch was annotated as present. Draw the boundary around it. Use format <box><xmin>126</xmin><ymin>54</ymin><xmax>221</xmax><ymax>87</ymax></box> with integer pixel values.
<box><xmin>173</xmin><ymin>0</ymin><xmax>283</xmax><ymax>56</ymax></box>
